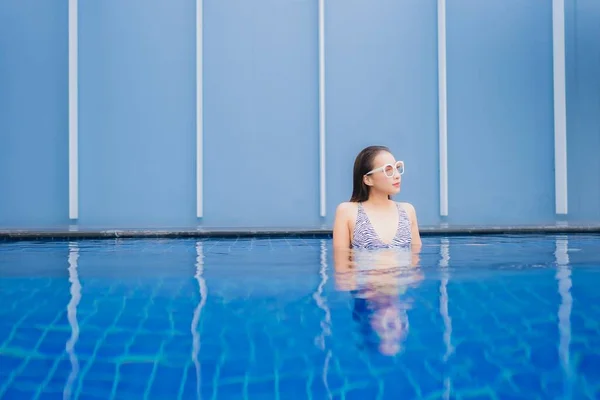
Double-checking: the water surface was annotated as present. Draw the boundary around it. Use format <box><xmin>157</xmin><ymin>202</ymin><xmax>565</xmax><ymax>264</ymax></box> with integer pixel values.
<box><xmin>0</xmin><ymin>234</ymin><xmax>599</xmax><ymax>399</ymax></box>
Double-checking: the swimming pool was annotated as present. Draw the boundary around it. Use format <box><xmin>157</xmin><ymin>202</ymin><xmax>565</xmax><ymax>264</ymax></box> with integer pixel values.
<box><xmin>0</xmin><ymin>234</ymin><xmax>599</xmax><ymax>399</ymax></box>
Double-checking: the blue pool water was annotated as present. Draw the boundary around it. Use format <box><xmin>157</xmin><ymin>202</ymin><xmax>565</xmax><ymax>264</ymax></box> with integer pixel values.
<box><xmin>0</xmin><ymin>234</ymin><xmax>599</xmax><ymax>399</ymax></box>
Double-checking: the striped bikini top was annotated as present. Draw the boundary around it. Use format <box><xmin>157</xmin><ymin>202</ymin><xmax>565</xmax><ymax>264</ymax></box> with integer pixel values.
<box><xmin>351</xmin><ymin>202</ymin><xmax>412</xmax><ymax>250</ymax></box>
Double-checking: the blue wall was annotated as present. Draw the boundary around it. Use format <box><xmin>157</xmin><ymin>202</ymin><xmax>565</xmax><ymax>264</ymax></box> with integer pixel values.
<box><xmin>566</xmin><ymin>0</ymin><xmax>600</xmax><ymax>222</ymax></box>
<box><xmin>78</xmin><ymin>0</ymin><xmax>197</xmax><ymax>228</ymax></box>
<box><xmin>0</xmin><ymin>0</ymin><xmax>598</xmax><ymax>230</ymax></box>
<box><xmin>446</xmin><ymin>0</ymin><xmax>555</xmax><ymax>225</ymax></box>
<box><xmin>203</xmin><ymin>0</ymin><xmax>320</xmax><ymax>228</ymax></box>
<box><xmin>0</xmin><ymin>1</ymin><xmax>69</xmax><ymax>227</ymax></box>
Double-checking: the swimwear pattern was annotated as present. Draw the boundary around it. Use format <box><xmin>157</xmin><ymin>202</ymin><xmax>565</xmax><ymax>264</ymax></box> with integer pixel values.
<box><xmin>351</xmin><ymin>203</ymin><xmax>412</xmax><ymax>250</ymax></box>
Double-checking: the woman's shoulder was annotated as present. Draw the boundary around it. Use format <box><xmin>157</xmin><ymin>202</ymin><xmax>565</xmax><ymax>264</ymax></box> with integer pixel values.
<box><xmin>394</xmin><ymin>201</ymin><xmax>414</xmax><ymax>209</ymax></box>
<box><xmin>395</xmin><ymin>201</ymin><xmax>417</xmax><ymax>218</ymax></box>
<box><xmin>335</xmin><ymin>201</ymin><xmax>359</xmax><ymax>219</ymax></box>
<box><xmin>335</xmin><ymin>201</ymin><xmax>358</xmax><ymax>213</ymax></box>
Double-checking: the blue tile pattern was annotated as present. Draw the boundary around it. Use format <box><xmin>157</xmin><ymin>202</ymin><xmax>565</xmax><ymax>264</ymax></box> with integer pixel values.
<box><xmin>0</xmin><ymin>235</ymin><xmax>600</xmax><ymax>399</ymax></box>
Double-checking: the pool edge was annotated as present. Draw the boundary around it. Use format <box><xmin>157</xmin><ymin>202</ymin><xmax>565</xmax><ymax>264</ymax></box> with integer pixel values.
<box><xmin>2</xmin><ymin>225</ymin><xmax>600</xmax><ymax>241</ymax></box>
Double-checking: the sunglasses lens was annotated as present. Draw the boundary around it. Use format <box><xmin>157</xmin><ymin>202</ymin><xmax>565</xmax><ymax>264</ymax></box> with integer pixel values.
<box><xmin>384</xmin><ymin>165</ymin><xmax>395</xmax><ymax>177</ymax></box>
<box><xmin>396</xmin><ymin>162</ymin><xmax>404</xmax><ymax>175</ymax></box>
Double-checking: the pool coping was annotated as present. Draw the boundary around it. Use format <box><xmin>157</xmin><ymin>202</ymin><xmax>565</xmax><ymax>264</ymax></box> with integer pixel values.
<box><xmin>2</xmin><ymin>225</ymin><xmax>600</xmax><ymax>240</ymax></box>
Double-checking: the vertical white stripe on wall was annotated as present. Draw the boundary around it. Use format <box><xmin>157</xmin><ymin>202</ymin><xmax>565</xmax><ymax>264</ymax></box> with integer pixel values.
<box><xmin>553</xmin><ymin>0</ymin><xmax>568</xmax><ymax>215</ymax></box>
<box><xmin>437</xmin><ymin>0</ymin><xmax>449</xmax><ymax>217</ymax></box>
<box><xmin>318</xmin><ymin>0</ymin><xmax>326</xmax><ymax>218</ymax></box>
<box><xmin>196</xmin><ymin>0</ymin><xmax>204</xmax><ymax>218</ymax></box>
<box><xmin>68</xmin><ymin>0</ymin><xmax>79</xmax><ymax>219</ymax></box>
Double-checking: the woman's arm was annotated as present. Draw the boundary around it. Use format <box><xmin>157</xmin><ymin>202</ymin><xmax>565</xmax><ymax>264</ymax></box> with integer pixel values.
<box><xmin>403</xmin><ymin>202</ymin><xmax>422</xmax><ymax>252</ymax></box>
<box><xmin>332</xmin><ymin>203</ymin><xmax>356</xmax><ymax>290</ymax></box>
<box><xmin>332</xmin><ymin>202</ymin><xmax>352</xmax><ymax>251</ymax></box>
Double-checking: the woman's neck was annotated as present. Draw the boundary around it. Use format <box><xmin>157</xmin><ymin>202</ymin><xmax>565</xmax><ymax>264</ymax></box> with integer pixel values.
<box><xmin>365</xmin><ymin>192</ymin><xmax>392</xmax><ymax>208</ymax></box>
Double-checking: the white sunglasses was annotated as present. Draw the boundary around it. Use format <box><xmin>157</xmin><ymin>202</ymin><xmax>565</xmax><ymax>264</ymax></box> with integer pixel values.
<box><xmin>365</xmin><ymin>160</ymin><xmax>405</xmax><ymax>178</ymax></box>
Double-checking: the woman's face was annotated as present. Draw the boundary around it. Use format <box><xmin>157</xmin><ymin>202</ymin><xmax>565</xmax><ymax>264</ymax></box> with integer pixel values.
<box><xmin>364</xmin><ymin>151</ymin><xmax>403</xmax><ymax>196</ymax></box>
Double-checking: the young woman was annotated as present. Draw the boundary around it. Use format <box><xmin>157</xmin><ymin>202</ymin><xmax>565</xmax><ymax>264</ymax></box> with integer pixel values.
<box><xmin>332</xmin><ymin>145</ymin><xmax>421</xmax><ymax>251</ymax></box>
<box><xmin>332</xmin><ymin>146</ymin><xmax>422</xmax><ymax>355</ymax></box>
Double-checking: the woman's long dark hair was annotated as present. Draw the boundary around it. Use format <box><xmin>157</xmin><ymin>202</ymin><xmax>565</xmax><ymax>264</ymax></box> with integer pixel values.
<box><xmin>350</xmin><ymin>145</ymin><xmax>391</xmax><ymax>202</ymax></box>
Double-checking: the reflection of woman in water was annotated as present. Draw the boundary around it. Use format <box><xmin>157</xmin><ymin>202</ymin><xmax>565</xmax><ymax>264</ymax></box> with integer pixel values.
<box><xmin>336</xmin><ymin>250</ymin><xmax>423</xmax><ymax>355</ymax></box>
<box><xmin>332</xmin><ymin>145</ymin><xmax>423</xmax><ymax>355</ymax></box>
